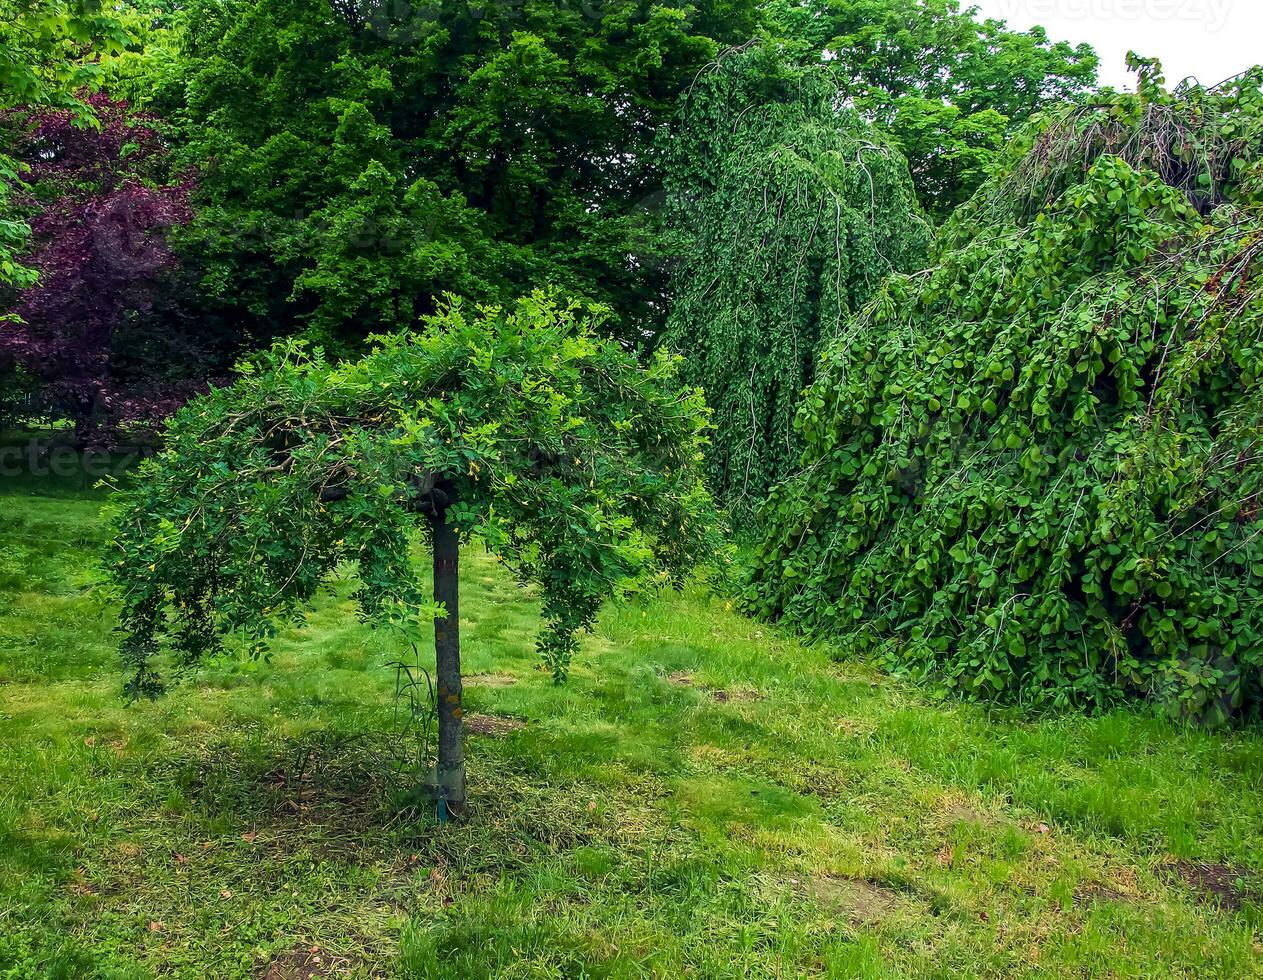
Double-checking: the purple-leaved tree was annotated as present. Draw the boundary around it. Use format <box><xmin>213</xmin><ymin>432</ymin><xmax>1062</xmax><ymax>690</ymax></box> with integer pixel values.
<box><xmin>1</xmin><ymin>94</ymin><xmax>197</xmax><ymax>445</ymax></box>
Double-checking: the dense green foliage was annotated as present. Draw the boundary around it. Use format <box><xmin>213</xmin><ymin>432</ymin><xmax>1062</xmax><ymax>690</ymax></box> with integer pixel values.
<box><xmin>2</xmin><ymin>0</ymin><xmax>1107</xmax><ymax>442</ymax></box>
<box><xmin>746</xmin><ymin>71</ymin><xmax>1263</xmax><ymax>722</ymax></box>
<box><xmin>129</xmin><ymin>0</ymin><xmax>762</xmax><ymax>352</ymax></box>
<box><xmin>0</xmin><ymin>1</ymin><xmax>125</xmax><ymax>107</ymax></box>
<box><xmin>93</xmin><ymin>0</ymin><xmax>1098</xmax><ymax>356</ymax></box>
<box><xmin>107</xmin><ymin>294</ymin><xmax>718</xmax><ymax>695</ymax></box>
<box><xmin>663</xmin><ymin>46</ymin><xmax>930</xmax><ymax>516</ymax></box>
<box><xmin>765</xmin><ymin>0</ymin><xmax>1098</xmax><ymax>216</ymax></box>
<box><xmin>0</xmin><ymin>0</ymin><xmax>132</xmax><ymax>290</ymax></box>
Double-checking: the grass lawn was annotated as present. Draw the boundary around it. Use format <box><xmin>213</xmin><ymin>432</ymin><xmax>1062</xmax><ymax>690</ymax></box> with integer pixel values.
<box><xmin>1</xmin><ymin>479</ymin><xmax>1261</xmax><ymax>978</ymax></box>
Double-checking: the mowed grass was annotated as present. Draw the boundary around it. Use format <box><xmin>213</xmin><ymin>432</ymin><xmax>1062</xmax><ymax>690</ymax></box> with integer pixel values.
<box><xmin>1</xmin><ymin>480</ymin><xmax>1261</xmax><ymax>979</ymax></box>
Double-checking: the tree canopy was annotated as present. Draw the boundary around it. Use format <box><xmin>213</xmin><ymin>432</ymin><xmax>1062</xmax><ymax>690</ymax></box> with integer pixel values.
<box><xmin>0</xmin><ymin>0</ymin><xmax>129</xmax><ymax>108</ymax></box>
<box><xmin>0</xmin><ymin>95</ymin><xmax>199</xmax><ymax>442</ymax></box>
<box><xmin>663</xmin><ymin>45</ymin><xmax>930</xmax><ymax>516</ymax></box>
<box><xmin>106</xmin><ymin>293</ymin><xmax>720</xmax><ymax>698</ymax></box>
<box><xmin>0</xmin><ymin>0</ymin><xmax>133</xmax><ymax>290</ymax></box>
<box><xmin>128</xmin><ymin>0</ymin><xmax>763</xmax><ymax>352</ymax></box>
<box><xmin>1</xmin><ymin>0</ymin><xmax>1111</xmax><ymax>444</ymax></box>
<box><xmin>764</xmin><ymin>0</ymin><xmax>1099</xmax><ymax>216</ymax></box>
<box><xmin>745</xmin><ymin>68</ymin><xmax>1263</xmax><ymax>723</ymax></box>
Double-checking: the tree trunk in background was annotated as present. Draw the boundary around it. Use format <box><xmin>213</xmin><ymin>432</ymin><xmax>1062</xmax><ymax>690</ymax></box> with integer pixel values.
<box><xmin>430</xmin><ymin>505</ymin><xmax>466</xmax><ymax>810</ymax></box>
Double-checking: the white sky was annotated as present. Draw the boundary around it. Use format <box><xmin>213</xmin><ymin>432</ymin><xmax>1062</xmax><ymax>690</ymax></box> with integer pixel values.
<box><xmin>968</xmin><ymin>0</ymin><xmax>1260</xmax><ymax>90</ymax></box>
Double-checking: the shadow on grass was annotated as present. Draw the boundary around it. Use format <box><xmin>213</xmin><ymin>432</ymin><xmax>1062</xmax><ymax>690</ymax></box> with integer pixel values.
<box><xmin>146</xmin><ymin>728</ymin><xmax>432</xmax><ymax>832</ymax></box>
<box><xmin>115</xmin><ymin>728</ymin><xmax>635</xmax><ymax>868</ymax></box>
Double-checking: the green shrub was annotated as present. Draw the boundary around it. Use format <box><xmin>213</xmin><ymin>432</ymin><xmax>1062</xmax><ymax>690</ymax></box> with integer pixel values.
<box><xmin>745</xmin><ymin>66</ymin><xmax>1263</xmax><ymax>723</ymax></box>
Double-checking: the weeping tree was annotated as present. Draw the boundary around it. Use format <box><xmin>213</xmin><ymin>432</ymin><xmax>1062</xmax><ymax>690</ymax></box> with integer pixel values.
<box><xmin>745</xmin><ymin>64</ymin><xmax>1263</xmax><ymax>723</ymax></box>
<box><xmin>663</xmin><ymin>45</ymin><xmax>930</xmax><ymax>519</ymax></box>
<box><xmin>105</xmin><ymin>294</ymin><xmax>719</xmax><ymax>808</ymax></box>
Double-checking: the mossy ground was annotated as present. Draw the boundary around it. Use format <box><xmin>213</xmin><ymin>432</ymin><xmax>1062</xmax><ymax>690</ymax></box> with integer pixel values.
<box><xmin>1</xmin><ymin>478</ymin><xmax>1261</xmax><ymax>978</ymax></box>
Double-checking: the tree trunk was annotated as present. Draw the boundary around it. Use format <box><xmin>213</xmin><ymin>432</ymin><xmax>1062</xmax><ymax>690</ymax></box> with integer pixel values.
<box><xmin>430</xmin><ymin>505</ymin><xmax>466</xmax><ymax>811</ymax></box>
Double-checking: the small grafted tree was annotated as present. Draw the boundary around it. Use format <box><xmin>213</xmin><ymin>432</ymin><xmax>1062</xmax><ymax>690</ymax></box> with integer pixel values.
<box><xmin>106</xmin><ymin>294</ymin><xmax>719</xmax><ymax>807</ymax></box>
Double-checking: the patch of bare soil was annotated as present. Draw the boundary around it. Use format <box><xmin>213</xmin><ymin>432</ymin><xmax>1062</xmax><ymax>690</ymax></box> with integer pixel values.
<box><xmin>940</xmin><ymin>803</ymin><xmax>987</xmax><ymax>825</ymax></box>
<box><xmin>800</xmin><ymin>875</ymin><xmax>902</xmax><ymax>924</ymax></box>
<box><xmin>666</xmin><ymin>671</ymin><xmax>762</xmax><ymax>704</ymax></box>
<box><xmin>465</xmin><ymin>713</ymin><xmax>527</xmax><ymax>737</ymax></box>
<box><xmin>829</xmin><ymin>716</ymin><xmax>874</xmax><ymax>737</ymax></box>
<box><xmin>1074</xmin><ymin>881</ymin><xmax>1130</xmax><ymax>905</ymax></box>
<box><xmin>774</xmin><ymin>762</ymin><xmax>851</xmax><ymax>801</ymax></box>
<box><xmin>163</xmin><ymin>732</ymin><xmax>405</xmax><ymax>834</ymax></box>
<box><xmin>1157</xmin><ymin>859</ymin><xmax>1259</xmax><ymax>911</ymax></box>
<box><xmin>932</xmin><ymin>792</ymin><xmax>993</xmax><ymax>829</ymax></box>
<box><xmin>258</xmin><ymin>944</ymin><xmax>356</xmax><ymax>979</ymax></box>
<box><xmin>711</xmin><ymin>686</ymin><xmax>762</xmax><ymax>703</ymax></box>
<box><xmin>465</xmin><ymin>673</ymin><xmax>518</xmax><ymax>688</ymax></box>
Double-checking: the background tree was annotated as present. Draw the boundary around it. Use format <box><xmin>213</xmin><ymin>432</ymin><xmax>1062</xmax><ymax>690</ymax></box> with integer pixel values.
<box><xmin>0</xmin><ymin>0</ymin><xmax>133</xmax><ymax>289</ymax></box>
<box><xmin>0</xmin><ymin>95</ymin><xmax>206</xmax><ymax>443</ymax></box>
<box><xmin>764</xmin><ymin>0</ymin><xmax>1099</xmax><ymax>217</ymax></box>
<box><xmin>127</xmin><ymin>0</ymin><xmax>764</xmax><ymax>353</ymax></box>
<box><xmin>662</xmin><ymin>45</ymin><xmax>930</xmax><ymax>518</ymax></box>
<box><xmin>745</xmin><ymin>67</ymin><xmax>1263</xmax><ymax>724</ymax></box>
<box><xmin>106</xmin><ymin>293</ymin><xmax>720</xmax><ymax>807</ymax></box>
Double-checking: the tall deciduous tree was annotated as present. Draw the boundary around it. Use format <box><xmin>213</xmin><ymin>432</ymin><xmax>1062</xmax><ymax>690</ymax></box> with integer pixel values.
<box><xmin>133</xmin><ymin>0</ymin><xmax>763</xmax><ymax>352</ymax></box>
<box><xmin>0</xmin><ymin>0</ymin><xmax>133</xmax><ymax>289</ymax></box>
<box><xmin>106</xmin><ymin>293</ymin><xmax>720</xmax><ymax>807</ymax></box>
<box><xmin>765</xmin><ymin>0</ymin><xmax>1099</xmax><ymax>217</ymax></box>
<box><xmin>1</xmin><ymin>95</ymin><xmax>202</xmax><ymax>442</ymax></box>
<box><xmin>663</xmin><ymin>45</ymin><xmax>930</xmax><ymax>517</ymax></box>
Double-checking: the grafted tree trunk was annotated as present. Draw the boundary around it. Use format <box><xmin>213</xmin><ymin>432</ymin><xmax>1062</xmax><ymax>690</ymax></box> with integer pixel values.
<box><xmin>430</xmin><ymin>504</ymin><xmax>466</xmax><ymax>811</ymax></box>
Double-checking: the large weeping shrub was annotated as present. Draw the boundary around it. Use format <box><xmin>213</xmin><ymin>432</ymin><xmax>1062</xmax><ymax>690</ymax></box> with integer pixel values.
<box><xmin>662</xmin><ymin>45</ymin><xmax>930</xmax><ymax>519</ymax></box>
<box><xmin>744</xmin><ymin>65</ymin><xmax>1263</xmax><ymax>723</ymax></box>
